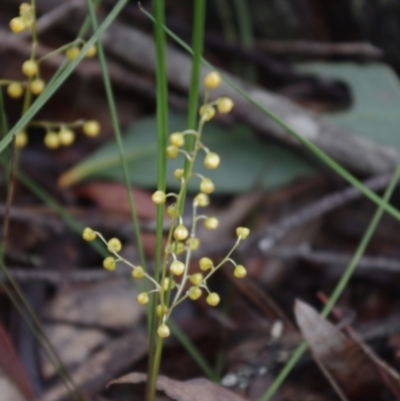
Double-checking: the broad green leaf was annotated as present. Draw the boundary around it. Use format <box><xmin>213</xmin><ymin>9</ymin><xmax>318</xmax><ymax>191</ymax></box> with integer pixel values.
<box><xmin>296</xmin><ymin>62</ymin><xmax>400</xmax><ymax>150</ymax></box>
<box><xmin>59</xmin><ymin>112</ymin><xmax>316</xmax><ymax>194</ymax></box>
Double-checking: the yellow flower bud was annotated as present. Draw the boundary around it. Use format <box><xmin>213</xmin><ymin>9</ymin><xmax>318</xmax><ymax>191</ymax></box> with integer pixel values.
<box><xmin>217</xmin><ymin>97</ymin><xmax>234</xmax><ymax>114</ymax></box>
<box><xmin>137</xmin><ymin>292</ymin><xmax>149</xmax><ymax>305</ymax></box>
<box><xmin>162</xmin><ymin>277</ymin><xmax>175</xmax><ymax>291</ymax></box>
<box><xmin>103</xmin><ymin>256</ymin><xmax>116</xmax><ymax>271</ymax></box>
<box><xmin>83</xmin><ymin>120</ymin><xmax>100</xmax><ymax>137</ymax></box>
<box><xmin>19</xmin><ymin>3</ymin><xmax>31</xmax><ymax>14</ymax></box>
<box><xmin>173</xmin><ymin>224</ymin><xmax>189</xmax><ymax>241</ymax></box>
<box><xmin>200</xmin><ymin>178</ymin><xmax>215</xmax><ymax>194</ymax></box>
<box><xmin>22</xmin><ymin>60</ymin><xmax>38</xmax><ymax>77</ymax></box>
<box><xmin>188</xmin><ymin>287</ymin><xmax>202</xmax><ymax>300</ymax></box>
<box><xmin>167</xmin><ymin>203</ymin><xmax>177</xmax><ymax>218</ymax></box>
<box><xmin>194</xmin><ymin>193</ymin><xmax>209</xmax><ymax>207</ymax></box>
<box><xmin>169</xmin><ymin>132</ymin><xmax>185</xmax><ymax>147</ymax></box>
<box><xmin>199</xmin><ymin>105</ymin><xmax>215</xmax><ymax>121</ymax></box>
<box><xmin>234</xmin><ymin>265</ymin><xmax>247</xmax><ymax>278</ymax></box>
<box><xmin>15</xmin><ymin>131</ymin><xmax>28</xmax><ymax>148</ymax></box>
<box><xmin>166</xmin><ymin>145</ymin><xmax>179</xmax><ymax>158</ymax></box>
<box><xmin>66</xmin><ymin>47</ymin><xmax>80</xmax><ymax>60</ymax></box>
<box><xmin>152</xmin><ymin>190</ymin><xmax>166</xmax><ymax>204</ymax></box>
<box><xmin>204</xmin><ymin>152</ymin><xmax>220</xmax><ymax>169</ymax></box>
<box><xmin>157</xmin><ymin>323</ymin><xmax>170</xmax><ymax>338</ymax></box>
<box><xmin>85</xmin><ymin>45</ymin><xmax>97</xmax><ymax>58</ymax></box>
<box><xmin>132</xmin><ymin>266</ymin><xmax>145</xmax><ymax>279</ymax></box>
<box><xmin>7</xmin><ymin>82</ymin><xmax>23</xmax><ymax>98</ymax></box>
<box><xmin>44</xmin><ymin>132</ymin><xmax>60</xmax><ymax>149</ymax></box>
<box><xmin>173</xmin><ymin>168</ymin><xmax>184</xmax><ymax>181</ymax></box>
<box><xmin>156</xmin><ymin>304</ymin><xmax>168</xmax><ymax>318</ymax></box>
<box><xmin>30</xmin><ymin>79</ymin><xmax>45</xmax><ymax>95</ymax></box>
<box><xmin>82</xmin><ymin>227</ymin><xmax>97</xmax><ymax>241</ymax></box>
<box><xmin>58</xmin><ymin>128</ymin><xmax>75</xmax><ymax>146</ymax></box>
<box><xmin>199</xmin><ymin>257</ymin><xmax>213</xmax><ymax>271</ymax></box>
<box><xmin>204</xmin><ymin>217</ymin><xmax>219</xmax><ymax>230</ymax></box>
<box><xmin>204</xmin><ymin>72</ymin><xmax>221</xmax><ymax>89</ymax></box>
<box><xmin>186</xmin><ymin>237</ymin><xmax>200</xmax><ymax>251</ymax></box>
<box><xmin>236</xmin><ymin>227</ymin><xmax>250</xmax><ymax>240</ymax></box>
<box><xmin>172</xmin><ymin>241</ymin><xmax>185</xmax><ymax>255</ymax></box>
<box><xmin>170</xmin><ymin>260</ymin><xmax>185</xmax><ymax>276</ymax></box>
<box><xmin>206</xmin><ymin>292</ymin><xmax>220</xmax><ymax>306</ymax></box>
<box><xmin>189</xmin><ymin>273</ymin><xmax>203</xmax><ymax>286</ymax></box>
<box><xmin>9</xmin><ymin>17</ymin><xmax>25</xmax><ymax>33</ymax></box>
<box><xmin>107</xmin><ymin>237</ymin><xmax>122</xmax><ymax>252</ymax></box>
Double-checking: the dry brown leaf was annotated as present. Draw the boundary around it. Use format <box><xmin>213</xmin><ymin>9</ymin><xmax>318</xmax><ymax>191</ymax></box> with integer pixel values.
<box><xmin>108</xmin><ymin>372</ymin><xmax>247</xmax><ymax>401</ymax></box>
<box><xmin>42</xmin><ymin>279</ymin><xmax>144</xmax><ymax>377</ymax></box>
<box><xmin>41</xmin><ymin>330</ymin><xmax>148</xmax><ymax>401</ymax></box>
<box><xmin>74</xmin><ymin>182</ymin><xmax>157</xmax><ymax>219</ymax></box>
<box><xmin>295</xmin><ymin>300</ymin><xmax>384</xmax><ymax>400</ymax></box>
<box><xmin>345</xmin><ymin>326</ymin><xmax>400</xmax><ymax>397</ymax></box>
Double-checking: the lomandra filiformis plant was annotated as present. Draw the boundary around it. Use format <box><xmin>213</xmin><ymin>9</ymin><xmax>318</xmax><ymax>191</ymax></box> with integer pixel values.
<box><xmin>83</xmin><ymin>72</ymin><xmax>250</xmax><ymax>338</ymax></box>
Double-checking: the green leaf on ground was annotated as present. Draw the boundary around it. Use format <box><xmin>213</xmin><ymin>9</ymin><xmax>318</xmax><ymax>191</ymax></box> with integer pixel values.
<box><xmin>59</xmin><ymin>112</ymin><xmax>316</xmax><ymax>194</ymax></box>
<box><xmin>297</xmin><ymin>62</ymin><xmax>400</xmax><ymax>150</ymax></box>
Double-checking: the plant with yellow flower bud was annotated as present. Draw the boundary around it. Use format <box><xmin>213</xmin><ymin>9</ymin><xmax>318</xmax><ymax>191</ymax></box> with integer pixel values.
<box><xmin>83</xmin><ymin>72</ymin><xmax>249</xmax><ymax>340</ymax></box>
<box><xmin>2</xmin><ymin>2</ymin><xmax>100</xmax><ymax>150</ymax></box>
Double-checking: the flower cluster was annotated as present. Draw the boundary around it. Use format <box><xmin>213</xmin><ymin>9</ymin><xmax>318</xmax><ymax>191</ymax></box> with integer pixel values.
<box><xmin>5</xmin><ymin>2</ymin><xmax>100</xmax><ymax>149</ymax></box>
<box><xmin>83</xmin><ymin>72</ymin><xmax>248</xmax><ymax>338</ymax></box>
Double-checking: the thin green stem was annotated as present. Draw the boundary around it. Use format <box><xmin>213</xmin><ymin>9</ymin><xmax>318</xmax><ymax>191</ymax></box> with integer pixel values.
<box><xmin>147</xmin><ymin>0</ymin><xmax>169</xmax><ymax>399</ymax></box>
<box><xmin>0</xmin><ymin>90</ymin><xmax>8</xmax><ymax>175</ymax></box>
<box><xmin>85</xmin><ymin>0</ymin><xmax>146</xmax><ymax>271</ymax></box>
<box><xmin>152</xmin><ymin>0</ymin><xmax>168</xmax><ymax>282</ymax></box>
<box><xmin>214</xmin><ymin>0</ymin><xmax>237</xmax><ymax>44</ymax></box>
<box><xmin>232</xmin><ymin>0</ymin><xmax>257</xmax><ymax>82</ymax></box>
<box><xmin>186</xmin><ymin>0</ymin><xmax>206</xmax><ymax>132</ymax></box>
<box><xmin>259</xmin><ymin>161</ymin><xmax>400</xmax><ymax>401</ymax></box>
<box><xmin>214</xmin><ymin>0</ymin><xmax>241</xmax><ymax>76</ymax></box>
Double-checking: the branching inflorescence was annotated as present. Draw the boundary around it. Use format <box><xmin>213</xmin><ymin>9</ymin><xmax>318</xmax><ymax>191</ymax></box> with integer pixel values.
<box><xmin>6</xmin><ymin>2</ymin><xmax>100</xmax><ymax>149</ymax></box>
<box><xmin>83</xmin><ymin>72</ymin><xmax>249</xmax><ymax>338</ymax></box>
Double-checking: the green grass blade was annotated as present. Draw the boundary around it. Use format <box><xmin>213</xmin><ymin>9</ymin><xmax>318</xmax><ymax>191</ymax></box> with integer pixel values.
<box><xmin>0</xmin><ymin>0</ymin><xmax>129</xmax><ymax>154</ymax></box>
<box><xmin>179</xmin><ymin>0</ymin><xmax>206</xmax><ymax>212</ymax></box>
<box><xmin>169</xmin><ymin>319</ymin><xmax>217</xmax><ymax>381</ymax></box>
<box><xmin>148</xmin><ymin>0</ymin><xmax>169</xmax><ymax>399</ymax></box>
<box><xmin>140</xmin><ymin>7</ymin><xmax>400</xmax><ymax>225</ymax></box>
<box><xmin>0</xmin><ymin>89</ymin><xmax>10</xmax><ymax>185</ymax></box>
<box><xmin>215</xmin><ymin>0</ymin><xmax>237</xmax><ymax>45</ymax></box>
<box><xmin>232</xmin><ymin>0</ymin><xmax>257</xmax><ymax>81</ymax></box>
<box><xmin>186</xmin><ymin>0</ymin><xmax>206</xmax><ymax>131</ymax></box>
<box><xmin>153</xmin><ymin>0</ymin><xmax>168</xmax><ymax>282</ymax></box>
<box><xmin>259</xmin><ymin>161</ymin><xmax>400</xmax><ymax>401</ymax></box>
